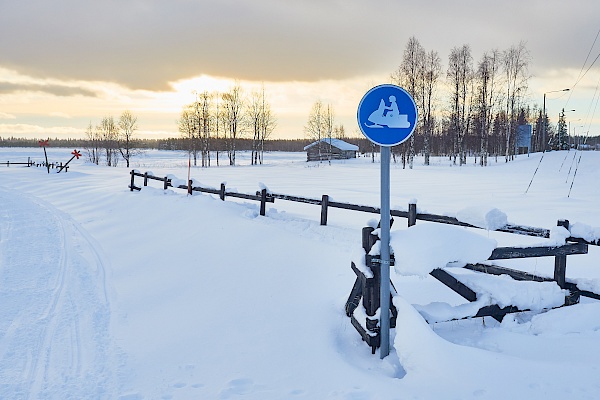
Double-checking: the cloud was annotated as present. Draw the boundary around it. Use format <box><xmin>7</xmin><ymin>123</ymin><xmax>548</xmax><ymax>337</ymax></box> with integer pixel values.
<box><xmin>2</xmin><ymin>0</ymin><xmax>598</xmax><ymax>91</ymax></box>
<box><xmin>0</xmin><ymin>112</ymin><xmax>16</xmax><ymax>119</ymax></box>
<box><xmin>0</xmin><ymin>82</ymin><xmax>98</xmax><ymax>97</ymax></box>
<box><xmin>0</xmin><ymin>123</ymin><xmax>82</xmax><ymax>137</ymax></box>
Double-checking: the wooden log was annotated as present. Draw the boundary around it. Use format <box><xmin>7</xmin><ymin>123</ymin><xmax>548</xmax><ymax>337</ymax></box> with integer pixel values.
<box><xmin>270</xmin><ymin>193</ymin><xmax>321</xmax><ymax>205</ymax></box>
<box><xmin>408</xmin><ymin>202</ymin><xmax>417</xmax><ymax>227</ymax></box>
<box><xmin>429</xmin><ymin>268</ymin><xmax>478</xmax><ymax>302</ymax></box>
<box><xmin>554</xmin><ymin>219</ymin><xmax>569</xmax><ymax>288</ymax></box>
<box><xmin>489</xmin><ymin>243</ymin><xmax>587</xmax><ymax>260</ymax></box>
<box><xmin>320</xmin><ymin>195</ymin><xmax>329</xmax><ymax>225</ymax></box>
<box><xmin>362</xmin><ymin>227</ymin><xmax>377</xmax><ymax>253</ymax></box>
<box><xmin>130</xmin><ymin>170</ymin><xmax>135</xmax><ymax>191</ymax></box>
<box><xmin>464</xmin><ymin>263</ymin><xmax>552</xmax><ymax>282</ymax></box>
<box><xmin>345</xmin><ymin>262</ymin><xmax>365</xmax><ymax>317</ymax></box>
<box><xmin>260</xmin><ymin>188</ymin><xmax>267</xmax><ymax>216</ymax></box>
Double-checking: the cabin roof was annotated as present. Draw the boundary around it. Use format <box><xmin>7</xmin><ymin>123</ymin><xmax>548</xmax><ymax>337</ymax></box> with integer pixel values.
<box><xmin>303</xmin><ymin>138</ymin><xmax>359</xmax><ymax>151</ymax></box>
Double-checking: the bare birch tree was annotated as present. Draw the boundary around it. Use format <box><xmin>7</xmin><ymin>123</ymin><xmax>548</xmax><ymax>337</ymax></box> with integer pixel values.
<box><xmin>98</xmin><ymin>116</ymin><xmax>119</xmax><ymax>166</ymax></box>
<box><xmin>221</xmin><ymin>84</ymin><xmax>245</xmax><ymax>166</ymax></box>
<box><xmin>178</xmin><ymin>105</ymin><xmax>199</xmax><ymax>164</ymax></box>
<box><xmin>196</xmin><ymin>91</ymin><xmax>212</xmax><ymax>167</ymax></box>
<box><xmin>503</xmin><ymin>41</ymin><xmax>530</xmax><ymax>162</ymax></box>
<box><xmin>304</xmin><ymin>100</ymin><xmax>325</xmax><ymax>160</ymax></box>
<box><xmin>118</xmin><ymin>110</ymin><xmax>138</xmax><ymax>168</ymax></box>
<box><xmin>247</xmin><ymin>86</ymin><xmax>276</xmax><ymax>165</ymax></box>
<box><xmin>420</xmin><ymin>50</ymin><xmax>441</xmax><ymax>166</ymax></box>
<box><xmin>391</xmin><ymin>36</ymin><xmax>424</xmax><ymax>168</ymax></box>
<box><xmin>84</xmin><ymin>121</ymin><xmax>101</xmax><ymax>165</ymax></box>
<box><xmin>474</xmin><ymin>50</ymin><xmax>502</xmax><ymax>166</ymax></box>
<box><xmin>447</xmin><ymin>44</ymin><xmax>474</xmax><ymax>165</ymax></box>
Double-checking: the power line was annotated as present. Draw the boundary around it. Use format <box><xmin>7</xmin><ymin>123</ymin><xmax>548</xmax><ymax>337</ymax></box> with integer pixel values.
<box><xmin>566</xmin><ymin>27</ymin><xmax>600</xmax><ymax>102</ymax></box>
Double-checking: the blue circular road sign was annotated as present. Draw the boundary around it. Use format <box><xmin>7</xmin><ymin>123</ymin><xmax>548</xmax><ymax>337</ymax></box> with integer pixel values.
<box><xmin>357</xmin><ymin>84</ymin><xmax>418</xmax><ymax>147</ymax></box>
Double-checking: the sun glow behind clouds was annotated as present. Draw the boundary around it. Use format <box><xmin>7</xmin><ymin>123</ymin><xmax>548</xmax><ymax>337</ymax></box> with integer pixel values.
<box><xmin>2</xmin><ymin>65</ymin><xmax>599</xmax><ymax>140</ymax></box>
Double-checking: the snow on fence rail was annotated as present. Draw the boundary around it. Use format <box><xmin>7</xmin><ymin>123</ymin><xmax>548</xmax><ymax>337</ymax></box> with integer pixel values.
<box><xmin>128</xmin><ymin>170</ymin><xmax>600</xmax><ymax>247</ymax></box>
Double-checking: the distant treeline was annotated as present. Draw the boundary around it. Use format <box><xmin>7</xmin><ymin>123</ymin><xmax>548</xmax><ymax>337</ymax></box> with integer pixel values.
<box><xmin>2</xmin><ymin>135</ymin><xmax>598</xmax><ymax>155</ymax></box>
<box><xmin>0</xmin><ymin>137</ymin><xmax>312</xmax><ymax>152</ymax></box>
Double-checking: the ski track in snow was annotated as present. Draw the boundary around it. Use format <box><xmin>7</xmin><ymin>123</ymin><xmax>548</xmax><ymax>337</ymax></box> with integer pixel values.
<box><xmin>0</xmin><ymin>188</ymin><xmax>118</xmax><ymax>399</ymax></box>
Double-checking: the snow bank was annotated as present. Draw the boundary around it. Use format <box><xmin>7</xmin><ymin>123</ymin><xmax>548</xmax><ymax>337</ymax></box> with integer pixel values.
<box><xmin>548</xmin><ymin>225</ymin><xmax>570</xmax><ymax>245</ymax></box>
<box><xmin>570</xmin><ymin>222</ymin><xmax>600</xmax><ymax>243</ymax></box>
<box><xmin>389</xmin><ymin>224</ymin><xmax>497</xmax><ymax>277</ymax></box>
<box><xmin>447</xmin><ymin>268</ymin><xmax>566</xmax><ymax>311</ymax></box>
<box><xmin>351</xmin><ymin>248</ymin><xmax>374</xmax><ymax>278</ymax></box>
<box><xmin>455</xmin><ymin>206</ymin><xmax>508</xmax><ymax>230</ymax></box>
<box><xmin>414</xmin><ymin>299</ymin><xmax>489</xmax><ymax>323</ymax></box>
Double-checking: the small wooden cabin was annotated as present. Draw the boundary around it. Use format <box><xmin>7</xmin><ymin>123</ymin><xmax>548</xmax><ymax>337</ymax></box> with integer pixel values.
<box><xmin>303</xmin><ymin>138</ymin><xmax>359</xmax><ymax>161</ymax></box>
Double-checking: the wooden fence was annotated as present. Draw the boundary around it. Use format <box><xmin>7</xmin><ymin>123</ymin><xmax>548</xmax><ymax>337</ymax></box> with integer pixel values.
<box><xmin>128</xmin><ymin>170</ymin><xmax>599</xmax><ymax>246</ymax></box>
<box><xmin>1</xmin><ymin>160</ymin><xmax>71</xmax><ymax>171</ymax></box>
<box><xmin>1</xmin><ymin>160</ymin><xmax>34</xmax><ymax>167</ymax></box>
<box><xmin>129</xmin><ymin>170</ymin><xmax>600</xmax><ymax>354</ymax></box>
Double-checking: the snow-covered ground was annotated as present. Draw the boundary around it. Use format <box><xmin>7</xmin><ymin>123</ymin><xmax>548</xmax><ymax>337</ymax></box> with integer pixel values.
<box><xmin>1</xmin><ymin>147</ymin><xmax>600</xmax><ymax>399</ymax></box>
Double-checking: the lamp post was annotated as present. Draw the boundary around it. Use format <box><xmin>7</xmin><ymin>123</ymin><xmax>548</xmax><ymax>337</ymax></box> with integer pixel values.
<box><xmin>563</xmin><ymin>111</ymin><xmax>577</xmax><ymax>150</ymax></box>
<box><xmin>542</xmin><ymin>88</ymin><xmax>570</xmax><ymax>152</ymax></box>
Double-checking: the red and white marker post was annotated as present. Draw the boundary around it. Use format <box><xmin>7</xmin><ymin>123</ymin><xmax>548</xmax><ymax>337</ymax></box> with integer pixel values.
<box><xmin>38</xmin><ymin>139</ymin><xmax>50</xmax><ymax>173</ymax></box>
<box><xmin>57</xmin><ymin>149</ymin><xmax>82</xmax><ymax>173</ymax></box>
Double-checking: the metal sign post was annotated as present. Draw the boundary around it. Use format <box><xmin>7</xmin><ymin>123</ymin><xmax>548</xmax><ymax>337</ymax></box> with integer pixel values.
<box><xmin>357</xmin><ymin>84</ymin><xmax>417</xmax><ymax>358</ymax></box>
<box><xmin>379</xmin><ymin>145</ymin><xmax>392</xmax><ymax>358</ymax></box>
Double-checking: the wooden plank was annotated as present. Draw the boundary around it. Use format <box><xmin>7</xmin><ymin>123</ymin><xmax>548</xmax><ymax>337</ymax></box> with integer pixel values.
<box><xmin>192</xmin><ymin>186</ymin><xmax>221</xmax><ymax>195</ymax></box>
<box><xmin>489</xmin><ymin>243</ymin><xmax>588</xmax><ymax>260</ymax></box>
<box><xmin>416</xmin><ymin>213</ymin><xmax>477</xmax><ymax>228</ymax></box>
<box><xmin>464</xmin><ymin>263</ymin><xmax>553</xmax><ymax>282</ymax></box>
<box><xmin>328</xmin><ymin>201</ymin><xmax>380</xmax><ymax>214</ymax></box>
<box><xmin>429</xmin><ymin>268</ymin><xmax>478</xmax><ymax>302</ymax></box>
<box><xmin>270</xmin><ymin>193</ymin><xmax>321</xmax><ymax>205</ymax></box>
<box><xmin>496</xmin><ymin>224</ymin><xmax>550</xmax><ymax>238</ymax></box>
<box><xmin>320</xmin><ymin>195</ymin><xmax>329</xmax><ymax>225</ymax></box>
<box><xmin>259</xmin><ymin>188</ymin><xmax>267</xmax><ymax>216</ymax></box>
<box><xmin>474</xmin><ymin>304</ymin><xmax>521</xmax><ymax>322</ymax></box>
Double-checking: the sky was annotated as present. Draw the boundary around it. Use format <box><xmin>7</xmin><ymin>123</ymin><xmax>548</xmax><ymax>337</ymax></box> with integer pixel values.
<box><xmin>1</xmin><ymin>0</ymin><xmax>600</xmax><ymax>141</ymax></box>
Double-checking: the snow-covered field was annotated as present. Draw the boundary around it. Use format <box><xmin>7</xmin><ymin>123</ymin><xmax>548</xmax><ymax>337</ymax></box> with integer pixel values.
<box><xmin>1</xmin><ymin>147</ymin><xmax>600</xmax><ymax>399</ymax></box>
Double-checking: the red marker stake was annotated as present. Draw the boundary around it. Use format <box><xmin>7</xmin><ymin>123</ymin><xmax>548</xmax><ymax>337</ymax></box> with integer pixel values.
<box><xmin>38</xmin><ymin>139</ymin><xmax>50</xmax><ymax>173</ymax></box>
<box><xmin>57</xmin><ymin>149</ymin><xmax>81</xmax><ymax>173</ymax></box>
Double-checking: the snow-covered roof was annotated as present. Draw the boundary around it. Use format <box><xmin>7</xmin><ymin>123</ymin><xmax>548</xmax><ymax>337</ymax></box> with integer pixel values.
<box><xmin>303</xmin><ymin>138</ymin><xmax>359</xmax><ymax>151</ymax></box>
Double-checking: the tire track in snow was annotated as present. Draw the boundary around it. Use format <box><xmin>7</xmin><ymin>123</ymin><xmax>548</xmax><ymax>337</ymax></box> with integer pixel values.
<box><xmin>0</xmin><ymin>188</ymin><xmax>118</xmax><ymax>399</ymax></box>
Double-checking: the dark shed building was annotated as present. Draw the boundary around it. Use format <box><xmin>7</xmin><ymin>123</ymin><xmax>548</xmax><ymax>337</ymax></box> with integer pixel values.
<box><xmin>303</xmin><ymin>138</ymin><xmax>359</xmax><ymax>161</ymax></box>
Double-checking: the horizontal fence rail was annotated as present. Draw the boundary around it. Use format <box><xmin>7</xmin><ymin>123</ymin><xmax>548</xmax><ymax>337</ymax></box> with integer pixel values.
<box><xmin>1</xmin><ymin>160</ymin><xmax>35</xmax><ymax>167</ymax></box>
<box><xmin>128</xmin><ymin>170</ymin><xmax>600</xmax><ymax>247</ymax></box>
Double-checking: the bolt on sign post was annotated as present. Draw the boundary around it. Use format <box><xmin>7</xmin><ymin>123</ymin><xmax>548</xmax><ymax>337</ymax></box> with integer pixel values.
<box><xmin>357</xmin><ymin>84</ymin><xmax>418</xmax><ymax>358</ymax></box>
<box><xmin>38</xmin><ymin>139</ymin><xmax>50</xmax><ymax>173</ymax></box>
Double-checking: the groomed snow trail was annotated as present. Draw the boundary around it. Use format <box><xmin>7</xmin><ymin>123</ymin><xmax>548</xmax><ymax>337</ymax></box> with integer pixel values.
<box><xmin>0</xmin><ymin>188</ymin><xmax>118</xmax><ymax>399</ymax></box>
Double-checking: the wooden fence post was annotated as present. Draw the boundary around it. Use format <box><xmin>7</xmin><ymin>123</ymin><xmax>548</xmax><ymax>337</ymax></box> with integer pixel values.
<box><xmin>144</xmin><ymin>172</ymin><xmax>149</xmax><ymax>187</ymax></box>
<box><xmin>130</xmin><ymin>170</ymin><xmax>135</xmax><ymax>191</ymax></box>
<box><xmin>220</xmin><ymin>183</ymin><xmax>226</xmax><ymax>201</ymax></box>
<box><xmin>260</xmin><ymin>188</ymin><xmax>267</xmax><ymax>216</ymax></box>
<box><xmin>320</xmin><ymin>195</ymin><xmax>329</xmax><ymax>226</ymax></box>
<box><xmin>554</xmin><ymin>219</ymin><xmax>569</xmax><ymax>288</ymax></box>
<box><xmin>363</xmin><ymin>227</ymin><xmax>381</xmax><ymax>353</ymax></box>
<box><xmin>408</xmin><ymin>201</ymin><xmax>417</xmax><ymax>227</ymax></box>
<box><xmin>163</xmin><ymin>176</ymin><xmax>169</xmax><ymax>190</ymax></box>
<box><xmin>188</xmin><ymin>179</ymin><xmax>193</xmax><ymax>195</ymax></box>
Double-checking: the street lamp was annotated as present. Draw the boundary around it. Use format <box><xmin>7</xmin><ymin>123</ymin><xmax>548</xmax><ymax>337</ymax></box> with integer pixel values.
<box><xmin>562</xmin><ymin>110</ymin><xmax>576</xmax><ymax>150</ymax></box>
<box><xmin>542</xmin><ymin>88</ymin><xmax>570</xmax><ymax>152</ymax></box>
